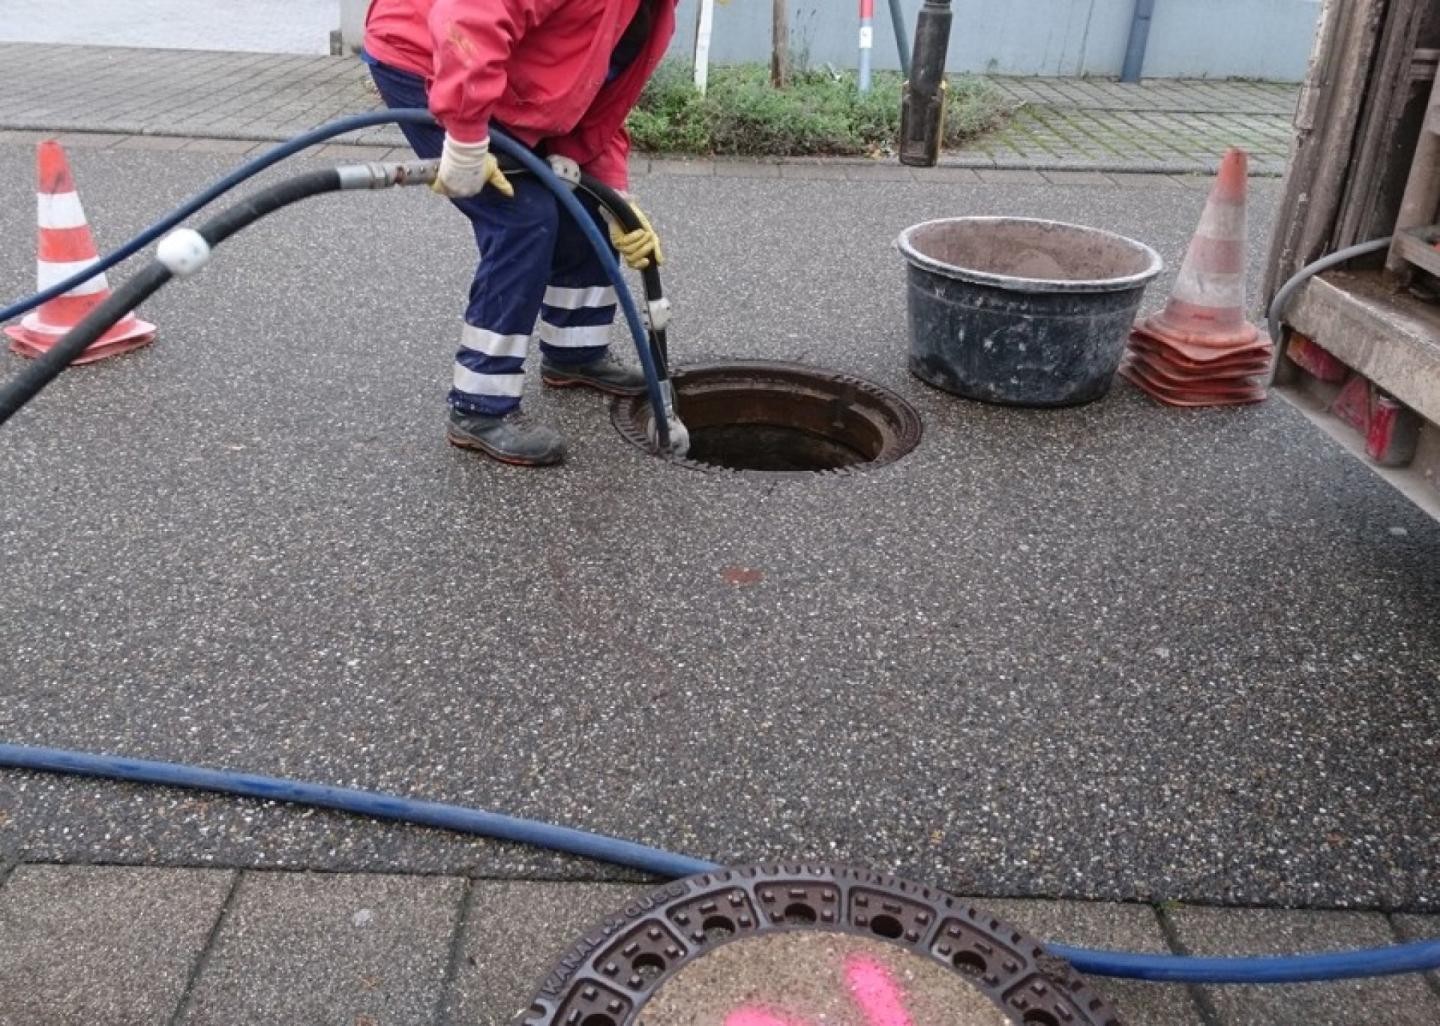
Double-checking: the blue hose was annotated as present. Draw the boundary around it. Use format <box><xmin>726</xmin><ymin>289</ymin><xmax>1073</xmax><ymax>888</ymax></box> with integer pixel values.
<box><xmin>0</xmin><ymin>743</ymin><xmax>712</xmax><ymax>880</ymax></box>
<box><xmin>1051</xmin><ymin>939</ymin><xmax>1440</xmax><ymax>984</ymax></box>
<box><xmin>0</xmin><ymin>109</ymin><xmax>671</xmax><ymax>448</ymax></box>
<box><xmin>1</xmin><ymin>742</ymin><xmax>1436</xmax><ymax>984</ymax></box>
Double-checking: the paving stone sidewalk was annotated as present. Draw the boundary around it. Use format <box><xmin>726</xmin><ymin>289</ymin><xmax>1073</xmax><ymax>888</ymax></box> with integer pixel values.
<box><xmin>0</xmin><ymin>42</ymin><xmax>1296</xmax><ymax>175</ymax></box>
<box><xmin>1</xmin><ymin>863</ymin><xmax>1437</xmax><ymax>1026</ymax></box>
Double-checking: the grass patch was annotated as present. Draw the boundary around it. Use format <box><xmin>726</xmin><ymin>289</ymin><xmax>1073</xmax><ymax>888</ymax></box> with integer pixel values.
<box><xmin>627</xmin><ymin>62</ymin><xmax>1012</xmax><ymax>158</ymax></box>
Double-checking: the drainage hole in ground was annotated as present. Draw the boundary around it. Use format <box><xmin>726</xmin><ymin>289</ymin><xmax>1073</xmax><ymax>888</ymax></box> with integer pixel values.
<box><xmin>612</xmin><ymin>361</ymin><xmax>923</xmax><ymax>475</ymax></box>
<box><xmin>684</xmin><ymin>423</ymin><xmax>867</xmax><ymax>473</ymax></box>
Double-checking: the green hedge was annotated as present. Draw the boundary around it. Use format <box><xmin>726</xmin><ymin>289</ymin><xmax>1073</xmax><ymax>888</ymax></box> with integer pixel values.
<box><xmin>627</xmin><ymin>62</ymin><xmax>1011</xmax><ymax>158</ymax></box>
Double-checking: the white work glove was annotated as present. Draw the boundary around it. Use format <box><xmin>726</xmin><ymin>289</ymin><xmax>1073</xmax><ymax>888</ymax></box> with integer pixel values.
<box><xmin>433</xmin><ymin>134</ymin><xmax>514</xmax><ymax>200</ymax></box>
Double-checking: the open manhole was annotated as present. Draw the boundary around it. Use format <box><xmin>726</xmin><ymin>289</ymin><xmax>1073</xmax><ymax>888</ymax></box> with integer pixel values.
<box><xmin>613</xmin><ymin>362</ymin><xmax>923</xmax><ymax>473</ymax></box>
<box><xmin>516</xmin><ymin>864</ymin><xmax>1120</xmax><ymax>1026</ymax></box>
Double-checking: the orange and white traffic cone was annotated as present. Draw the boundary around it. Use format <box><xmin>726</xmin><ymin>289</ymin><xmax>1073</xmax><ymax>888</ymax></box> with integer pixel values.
<box><xmin>4</xmin><ymin>140</ymin><xmax>155</xmax><ymax>364</ymax></box>
<box><xmin>1121</xmin><ymin>147</ymin><xmax>1270</xmax><ymax>407</ymax></box>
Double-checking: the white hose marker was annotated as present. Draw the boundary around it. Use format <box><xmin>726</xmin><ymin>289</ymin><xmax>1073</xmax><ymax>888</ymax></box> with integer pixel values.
<box><xmin>646</xmin><ymin>297</ymin><xmax>673</xmax><ymax>333</ymax></box>
<box><xmin>662</xmin><ymin>411</ymin><xmax>691</xmax><ymax>458</ymax></box>
<box><xmin>647</xmin><ymin>391</ymin><xmax>691</xmax><ymax>458</ymax></box>
<box><xmin>156</xmin><ymin>228</ymin><xmax>211</xmax><ymax>277</ymax></box>
<box><xmin>546</xmin><ymin>155</ymin><xmax>582</xmax><ymax>189</ymax></box>
<box><xmin>694</xmin><ymin>0</ymin><xmax>715</xmax><ymax>95</ymax></box>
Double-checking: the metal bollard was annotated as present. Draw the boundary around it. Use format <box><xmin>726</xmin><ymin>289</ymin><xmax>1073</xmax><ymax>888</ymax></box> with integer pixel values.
<box><xmin>899</xmin><ymin>0</ymin><xmax>954</xmax><ymax>167</ymax></box>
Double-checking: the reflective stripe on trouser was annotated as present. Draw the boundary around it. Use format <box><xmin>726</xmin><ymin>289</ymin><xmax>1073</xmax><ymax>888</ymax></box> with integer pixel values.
<box><xmin>368</xmin><ymin>58</ymin><xmax>619</xmax><ymax>418</ymax></box>
<box><xmin>536</xmin><ymin>194</ymin><xmax>619</xmax><ymax>369</ymax></box>
<box><xmin>447</xmin><ymin>187</ymin><xmax>616</xmax><ymax>416</ymax></box>
<box><xmin>538</xmin><ymin>284</ymin><xmax>616</xmax><ymax>363</ymax></box>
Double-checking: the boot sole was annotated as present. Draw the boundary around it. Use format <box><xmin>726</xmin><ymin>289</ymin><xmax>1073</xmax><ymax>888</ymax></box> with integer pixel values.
<box><xmin>446</xmin><ymin>430</ymin><xmax>564</xmax><ymax>467</ymax></box>
<box><xmin>541</xmin><ymin>374</ymin><xmax>645</xmax><ymax>398</ymax></box>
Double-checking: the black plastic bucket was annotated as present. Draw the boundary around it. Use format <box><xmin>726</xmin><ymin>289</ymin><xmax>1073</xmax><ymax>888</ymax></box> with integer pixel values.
<box><xmin>898</xmin><ymin>217</ymin><xmax>1163</xmax><ymax>406</ymax></box>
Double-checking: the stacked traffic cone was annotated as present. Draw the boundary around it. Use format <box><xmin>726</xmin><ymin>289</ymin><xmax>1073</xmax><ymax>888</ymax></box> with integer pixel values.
<box><xmin>4</xmin><ymin>140</ymin><xmax>155</xmax><ymax>364</ymax></box>
<box><xmin>1120</xmin><ymin>148</ymin><xmax>1270</xmax><ymax>407</ymax></box>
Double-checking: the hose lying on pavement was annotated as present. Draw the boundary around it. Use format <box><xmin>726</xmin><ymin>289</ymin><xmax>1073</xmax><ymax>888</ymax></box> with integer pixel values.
<box><xmin>0</xmin><ymin>743</ymin><xmax>710</xmax><ymax>880</ymax></box>
<box><xmin>2</xmin><ymin>742</ymin><xmax>1436</xmax><ymax>985</ymax></box>
<box><xmin>1</xmin><ymin>116</ymin><xmax>1437</xmax><ymax>986</ymax></box>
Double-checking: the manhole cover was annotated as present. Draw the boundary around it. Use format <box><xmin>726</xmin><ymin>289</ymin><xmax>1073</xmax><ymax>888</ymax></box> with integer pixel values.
<box><xmin>612</xmin><ymin>363</ymin><xmax>923</xmax><ymax>473</ymax></box>
<box><xmin>515</xmin><ymin>864</ymin><xmax>1120</xmax><ymax>1026</ymax></box>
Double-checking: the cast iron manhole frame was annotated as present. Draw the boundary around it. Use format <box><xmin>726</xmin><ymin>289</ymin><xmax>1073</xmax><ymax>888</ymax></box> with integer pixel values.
<box><xmin>514</xmin><ymin>863</ymin><xmax>1121</xmax><ymax>1026</ymax></box>
<box><xmin>611</xmin><ymin>362</ymin><xmax>924</xmax><ymax>475</ymax></box>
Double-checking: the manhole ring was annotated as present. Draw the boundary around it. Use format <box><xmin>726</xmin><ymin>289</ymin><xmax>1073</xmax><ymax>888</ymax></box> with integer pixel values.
<box><xmin>612</xmin><ymin>362</ymin><xmax>924</xmax><ymax>475</ymax></box>
<box><xmin>514</xmin><ymin>864</ymin><xmax>1120</xmax><ymax>1026</ymax></box>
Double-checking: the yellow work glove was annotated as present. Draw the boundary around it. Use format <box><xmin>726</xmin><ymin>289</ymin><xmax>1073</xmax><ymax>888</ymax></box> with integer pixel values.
<box><xmin>433</xmin><ymin>134</ymin><xmax>514</xmax><ymax>200</ymax></box>
<box><xmin>607</xmin><ymin>199</ymin><xmax>664</xmax><ymax>270</ymax></box>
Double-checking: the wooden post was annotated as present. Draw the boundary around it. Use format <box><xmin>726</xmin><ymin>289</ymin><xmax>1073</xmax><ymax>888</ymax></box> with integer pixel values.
<box><xmin>772</xmin><ymin>0</ymin><xmax>790</xmax><ymax>88</ymax></box>
<box><xmin>1263</xmin><ymin>0</ymin><xmax>1440</xmax><ymax>294</ymax></box>
<box><xmin>1387</xmin><ymin>69</ymin><xmax>1440</xmax><ymax>275</ymax></box>
<box><xmin>1261</xmin><ymin>0</ymin><xmax>1389</xmax><ymax>304</ymax></box>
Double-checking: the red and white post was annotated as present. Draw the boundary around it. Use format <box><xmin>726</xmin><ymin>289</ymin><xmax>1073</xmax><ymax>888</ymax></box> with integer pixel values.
<box><xmin>858</xmin><ymin>0</ymin><xmax>875</xmax><ymax>92</ymax></box>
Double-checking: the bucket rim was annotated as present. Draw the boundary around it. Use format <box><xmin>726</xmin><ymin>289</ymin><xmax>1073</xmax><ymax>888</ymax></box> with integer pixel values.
<box><xmin>897</xmin><ymin>216</ymin><xmax>1164</xmax><ymax>294</ymax></box>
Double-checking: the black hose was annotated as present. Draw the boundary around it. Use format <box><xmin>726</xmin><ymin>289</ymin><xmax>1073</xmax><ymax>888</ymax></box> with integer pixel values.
<box><xmin>573</xmin><ymin>173</ymin><xmax>670</xmax><ymax>368</ymax></box>
<box><xmin>0</xmin><ymin>265</ymin><xmax>172</xmax><ymax>425</ymax></box>
<box><xmin>198</xmin><ymin>168</ymin><xmax>343</xmax><ymax>247</ymax></box>
<box><xmin>0</xmin><ymin>169</ymin><xmax>345</xmax><ymax>429</ymax></box>
<box><xmin>0</xmin><ymin>148</ymin><xmax>680</xmax><ymax>443</ymax></box>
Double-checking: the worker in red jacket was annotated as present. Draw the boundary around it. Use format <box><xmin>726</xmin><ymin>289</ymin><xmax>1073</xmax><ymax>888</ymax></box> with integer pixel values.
<box><xmin>365</xmin><ymin>0</ymin><xmax>676</xmax><ymax>466</ymax></box>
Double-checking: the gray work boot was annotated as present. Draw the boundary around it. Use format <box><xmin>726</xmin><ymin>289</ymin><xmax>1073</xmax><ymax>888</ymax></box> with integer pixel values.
<box><xmin>541</xmin><ymin>352</ymin><xmax>646</xmax><ymax>396</ymax></box>
<box><xmin>446</xmin><ymin>409</ymin><xmax>566</xmax><ymax>466</ymax></box>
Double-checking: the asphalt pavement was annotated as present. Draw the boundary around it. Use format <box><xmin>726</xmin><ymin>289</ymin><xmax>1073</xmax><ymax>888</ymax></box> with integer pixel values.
<box><xmin>1</xmin><ymin>142</ymin><xmax>1438</xmax><ymax>914</ymax></box>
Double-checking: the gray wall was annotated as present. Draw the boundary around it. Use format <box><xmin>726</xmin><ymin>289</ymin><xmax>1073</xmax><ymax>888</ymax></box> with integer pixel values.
<box><xmin>670</xmin><ymin>0</ymin><xmax>1322</xmax><ymax>81</ymax></box>
<box><xmin>340</xmin><ymin>0</ymin><xmax>368</xmax><ymax>52</ymax></box>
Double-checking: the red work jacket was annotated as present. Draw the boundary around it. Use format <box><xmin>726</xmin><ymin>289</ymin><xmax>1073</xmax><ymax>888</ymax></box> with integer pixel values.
<box><xmin>366</xmin><ymin>0</ymin><xmax>676</xmax><ymax>188</ymax></box>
